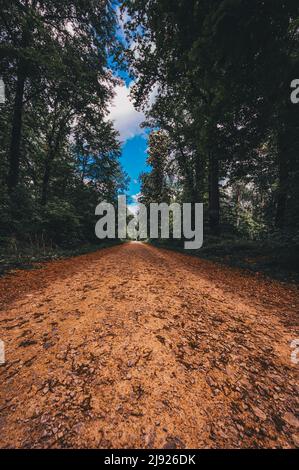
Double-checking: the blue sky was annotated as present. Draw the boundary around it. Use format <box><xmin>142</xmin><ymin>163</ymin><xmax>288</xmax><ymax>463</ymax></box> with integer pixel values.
<box><xmin>107</xmin><ymin>66</ymin><xmax>156</xmax><ymax>210</ymax></box>
<box><xmin>120</xmin><ymin>135</ymin><xmax>150</xmax><ymax>203</ymax></box>
<box><xmin>107</xmin><ymin>5</ymin><xmax>155</xmax><ymax>210</ymax></box>
<box><xmin>108</xmin><ymin>80</ymin><xmax>150</xmax><ymax>204</ymax></box>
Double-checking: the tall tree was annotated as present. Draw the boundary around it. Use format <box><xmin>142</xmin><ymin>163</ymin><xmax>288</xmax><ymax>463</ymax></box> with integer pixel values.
<box><xmin>122</xmin><ymin>0</ymin><xmax>299</xmax><ymax>235</ymax></box>
<box><xmin>0</xmin><ymin>0</ymin><xmax>117</xmax><ymax>193</ymax></box>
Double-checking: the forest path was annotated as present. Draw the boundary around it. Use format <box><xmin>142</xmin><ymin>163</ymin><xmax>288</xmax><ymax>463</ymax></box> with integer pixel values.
<box><xmin>0</xmin><ymin>242</ymin><xmax>298</xmax><ymax>448</ymax></box>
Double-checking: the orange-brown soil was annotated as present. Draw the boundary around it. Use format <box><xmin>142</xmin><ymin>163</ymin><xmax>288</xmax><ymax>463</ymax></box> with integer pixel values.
<box><xmin>0</xmin><ymin>242</ymin><xmax>298</xmax><ymax>448</ymax></box>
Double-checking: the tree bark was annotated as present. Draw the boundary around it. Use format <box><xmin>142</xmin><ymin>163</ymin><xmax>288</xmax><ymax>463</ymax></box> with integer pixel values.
<box><xmin>275</xmin><ymin>134</ymin><xmax>288</xmax><ymax>230</ymax></box>
<box><xmin>41</xmin><ymin>117</ymin><xmax>68</xmax><ymax>206</ymax></box>
<box><xmin>7</xmin><ymin>13</ymin><xmax>32</xmax><ymax>193</ymax></box>
<box><xmin>208</xmin><ymin>152</ymin><xmax>220</xmax><ymax>235</ymax></box>
<box><xmin>41</xmin><ymin>151</ymin><xmax>53</xmax><ymax>206</ymax></box>
<box><xmin>194</xmin><ymin>153</ymin><xmax>204</xmax><ymax>203</ymax></box>
<box><xmin>7</xmin><ymin>70</ymin><xmax>25</xmax><ymax>192</ymax></box>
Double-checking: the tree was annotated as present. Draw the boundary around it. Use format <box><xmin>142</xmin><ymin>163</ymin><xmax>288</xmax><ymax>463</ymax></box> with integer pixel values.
<box><xmin>122</xmin><ymin>0</ymin><xmax>299</xmax><ymax>237</ymax></box>
<box><xmin>0</xmin><ymin>1</ymin><xmax>129</xmax><ymax>248</ymax></box>
<box><xmin>0</xmin><ymin>0</ymin><xmax>118</xmax><ymax>193</ymax></box>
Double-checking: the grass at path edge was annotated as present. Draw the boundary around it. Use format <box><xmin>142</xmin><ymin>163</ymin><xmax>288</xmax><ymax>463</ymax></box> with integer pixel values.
<box><xmin>0</xmin><ymin>240</ymin><xmax>124</xmax><ymax>277</ymax></box>
<box><xmin>148</xmin><ymin>238</ymin><xmax>299</xmax><ymax>284</ymax></box>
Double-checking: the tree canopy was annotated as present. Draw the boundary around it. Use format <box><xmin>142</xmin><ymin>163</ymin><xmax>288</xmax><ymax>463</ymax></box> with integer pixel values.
<box><xmin>0</xmin><ymin>0</ymin><xmax>128</xmax><ymax>249</ymax></box>
<box><xmin>123</xmin><ymin>0</ymin><xmax>299</xmax><ymax>240</ymax></box>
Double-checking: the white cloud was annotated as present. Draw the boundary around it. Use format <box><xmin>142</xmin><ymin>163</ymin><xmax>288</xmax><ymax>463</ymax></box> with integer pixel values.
<box><xmin>127</xmin><ymin>204</ymin><xmax>139</xmax><ymax>216</ymax></box>
<box><xmin>110</xmin><ymin>8</ymin><xmax>158</xmax><ymax>143</ymax></box>
<box><xmin>108</xmin><ymin>83</ymin><xmax>145</xmax><ymax>142</ymax></box>
<box><xmin>132</xmin><ymin>193</ymin><xmax>141</xmax><ymax>203</ymax></box>
<box><xmin>127</xmin><ymin>193</ymin><xmax>141</xmax><ymax>217</ymax></box>
<box><xmin>116</xmin><ymin>6</ymin><xmax>129</xmax><ymax>43</ymax></box>
<box><xmin>108</xmin><ymin>82</ymin><xmax>158</xmax><ymax>143</ymax></box>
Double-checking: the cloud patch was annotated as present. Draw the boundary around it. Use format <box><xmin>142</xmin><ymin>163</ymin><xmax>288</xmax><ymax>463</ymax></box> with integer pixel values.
<box><xmin>108</xmin><ymin>84</ymin><xmax>145</xmax><ymax>142</ymax></box>
<box><xmin>108</xmin><ymin>82</ymin><xmax>158</xmax><ymax>143</ymax></box>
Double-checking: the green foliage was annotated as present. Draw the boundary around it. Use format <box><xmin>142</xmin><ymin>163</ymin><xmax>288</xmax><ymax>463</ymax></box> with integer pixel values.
<box><xmin>41</xmin><ymin>200</ymin><xmax>81</xmax><ymax>247</ymax></box>
<box><xmin>140</xmin><ymin>130</ymin><xmax>173</xmax><ymax>206</ymax></box>
<box><xmin>122</xmin><ymin>0</ymin><xmax>299</xmax><ymax>242</ymax></box>
<box><xmin>0</xmin><ymin>1</ymin><xmax>128</xmax><ymax>252</ymax></box>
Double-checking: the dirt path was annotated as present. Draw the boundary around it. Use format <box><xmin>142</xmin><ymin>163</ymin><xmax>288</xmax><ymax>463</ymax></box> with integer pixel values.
<box><xmin>0</xmin><ymin>242</ymin><xmax>298</xmax><ymax>449</ymax></box>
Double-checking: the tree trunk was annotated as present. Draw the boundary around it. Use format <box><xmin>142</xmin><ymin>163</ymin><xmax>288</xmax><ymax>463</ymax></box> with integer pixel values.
<box><xmin>275</xmin><ymin>130</ymin><xmax>289</xmax><ymax>230</ymax></box>
<box><xmin>7</xmin><ymin>18</ymin><xmax>31</xmax><ymax>193</ymax></box>
<box><xmin>41</xmin><ymin>153</ymin><xmax>52</xmax><ymax>206</ymax></box>
<box><xmin>7</xmin><ymin>70</ymin><xmax>25</xmax><ymax>192</ymax></box>
<box><xmin>208</xmin><ymin>153</ymin><xmax>220</xmax><ymax>235</ymax></box>
<box><xmin>41</xmin><ymin>119</ymin><xmax>67</xmax><ymax>205</ymax></box>
<box><xmin>235</xmin><ymin>185</ymin><xmax>241</xmax><ymax>228</ymax></box>
<box><xmin>194</xmin><ymin>153</ymin><xmax>204</xmax><ymax>203</ymax></box>
<box><xmin>275</xmin><ymin>154</ymin><xmax>288</xmax><ymax>230</ymax></box>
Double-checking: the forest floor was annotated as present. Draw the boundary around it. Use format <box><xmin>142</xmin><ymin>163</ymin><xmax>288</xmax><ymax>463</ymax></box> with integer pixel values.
<box><xmin>0</xmin><ymin>242</ymin><xmax>298</xmax><ymax>449</ymax></box>
<box><xmin>0</xmin><ymin>240</ymin><xmax>122</xmax><ymax>277</ymax></box>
